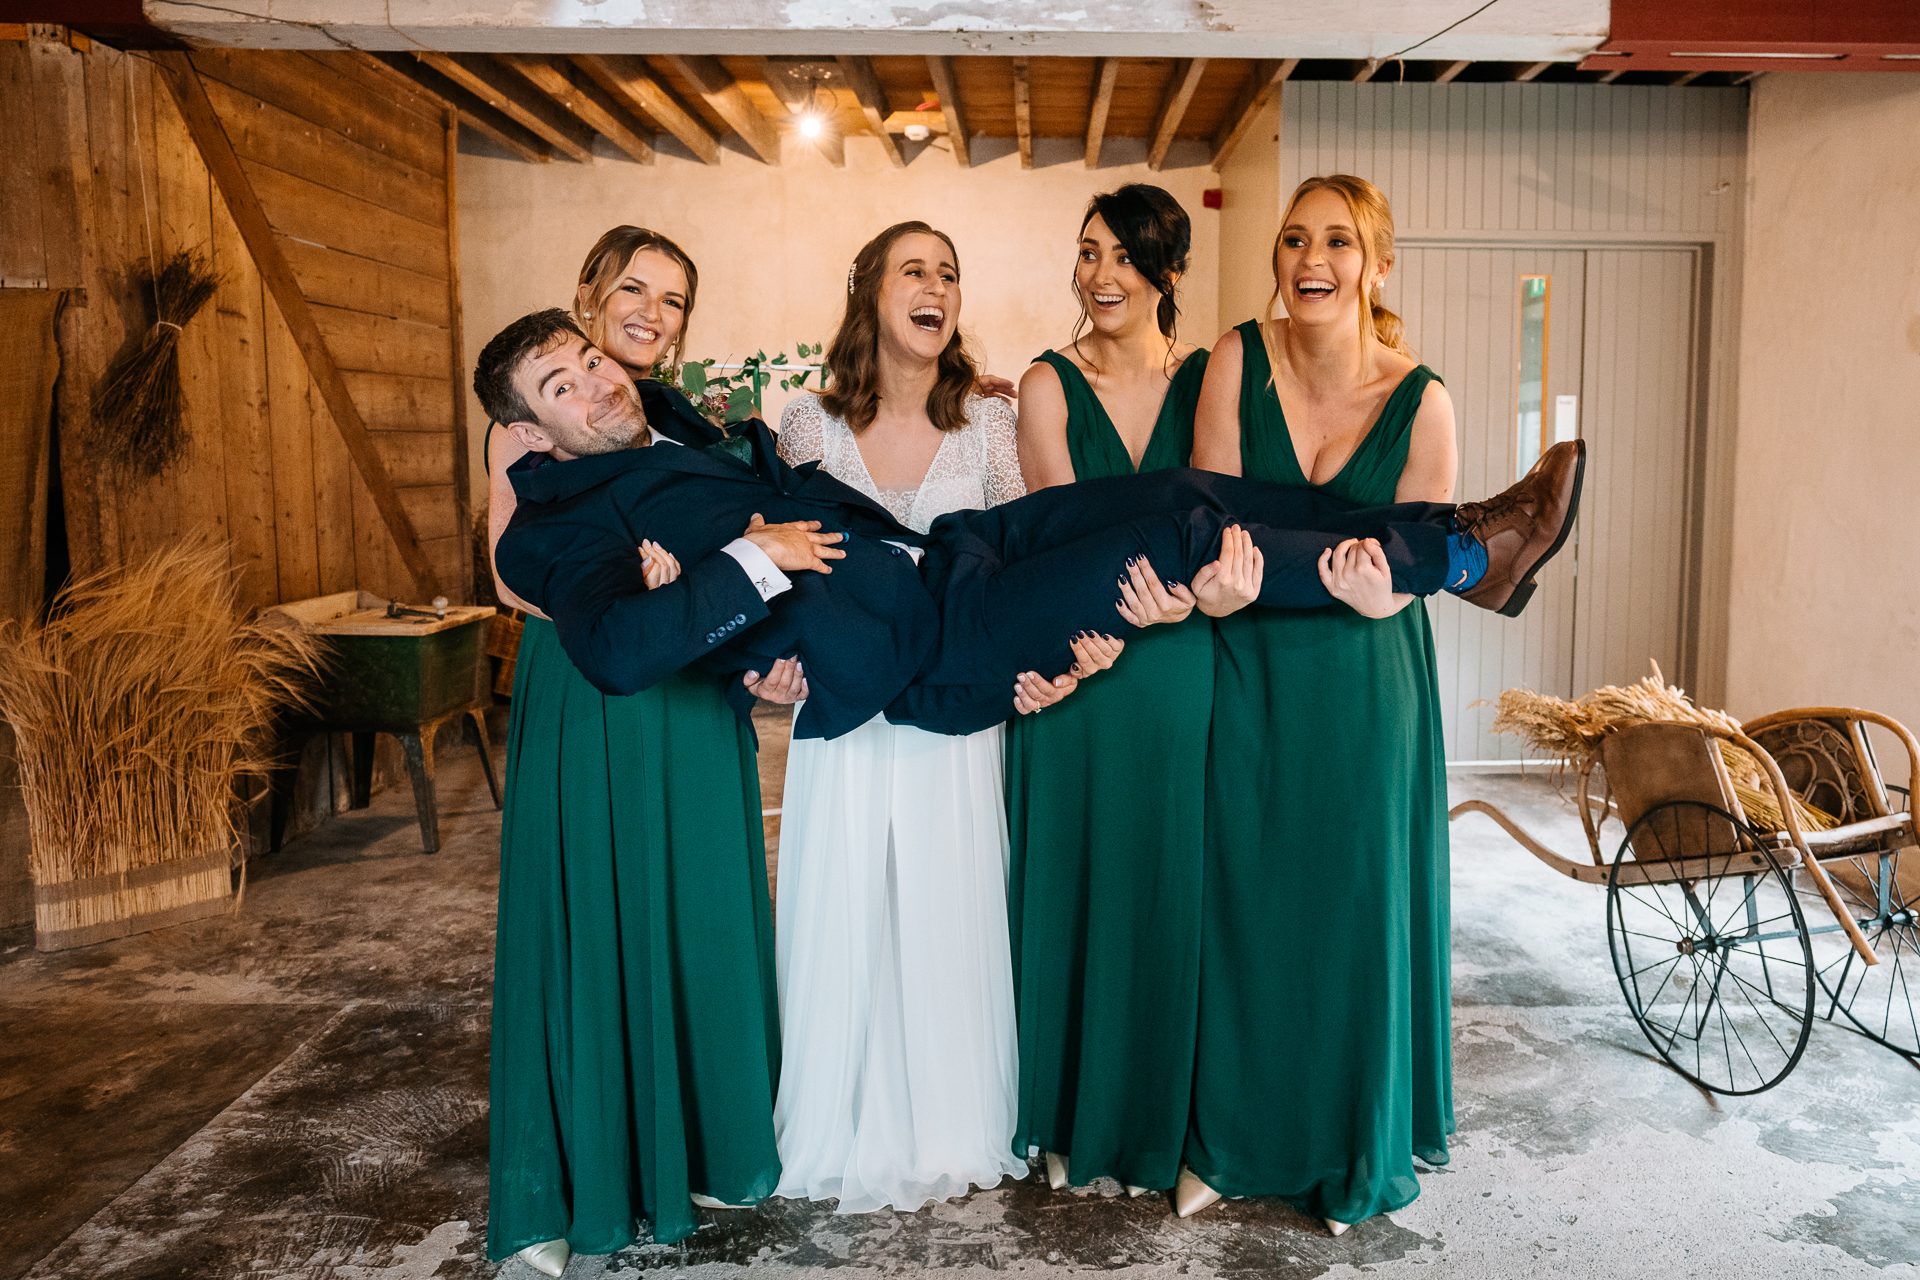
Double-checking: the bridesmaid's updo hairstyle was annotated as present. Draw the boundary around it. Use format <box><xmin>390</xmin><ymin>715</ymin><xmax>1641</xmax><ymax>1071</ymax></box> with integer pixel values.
<box><xmin>1267</xmin><ymin>175</ymin><xmax>1412</xmax><ymax>374</ymax></box>
<box><xmin>1076</xmin><ymin>184</ymin><xmax>1191</xmax><ymax>341</ymax></box>
<box><xmin>572</xmin><ymin>225</ymin><xmax>700</xmax><ymax>373</ymax></box>
<box><xmin>822</xmin><ymin>220</ymin><xmax>979</xmax><ymax>435</ymax></box>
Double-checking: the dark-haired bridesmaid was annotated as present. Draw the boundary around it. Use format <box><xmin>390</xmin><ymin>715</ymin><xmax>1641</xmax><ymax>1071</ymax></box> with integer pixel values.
<box><xmin>1006</xmin><ymin>184</ymin><xmax>1213</xmax><ymax>1197</ymax></box>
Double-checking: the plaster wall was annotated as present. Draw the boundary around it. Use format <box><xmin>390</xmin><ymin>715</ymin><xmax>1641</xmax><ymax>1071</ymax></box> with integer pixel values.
<box><xmin>457</xmin><ymin>133</ymin><xmax>1221</xmax><ymax>504</ymax></box>
<box><xmin>1727</xmin><ymin>73</ymin><xmax>1920</xmax><ymax>731</ymax></box>
<box><xmin>150</xmin><ymin>0</ymin><xmax>1608</xmax><ymax>60</ymax></box>
<box><xmin>1215</xmin><ymin>94</ymin><xmax>1282</xmax><ymax>332</ymax></box>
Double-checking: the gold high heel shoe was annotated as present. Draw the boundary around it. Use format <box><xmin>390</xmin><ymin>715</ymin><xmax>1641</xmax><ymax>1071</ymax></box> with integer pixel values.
<box><xmin>1045</xmin><ymin>1151</ymin><xmax>1070</xmax><ymax>1191</ymax></box>
<box><xmin>1173</xmin><ymin>1165</ymin><xmax>1221</xmax><ymax>1218</ymax></box>
<box><xmin>1126</xmin><ymin>1184</ymin><xmax>1151</xmax><ymax>1198</ymax></box>
<box><xmin>1325</xmin><ymin>1218</ymin><xmax>1351</xmax><ymax>1237</ymax></box>
<box><xmin>516</xmin><ymin>1239</ymin><xmax>570</xmax><ymax>1277</ymax></box>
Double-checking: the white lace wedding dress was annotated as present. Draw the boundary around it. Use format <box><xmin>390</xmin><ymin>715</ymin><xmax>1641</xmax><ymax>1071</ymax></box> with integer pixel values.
<box><xmin>770</xmin><ymin>392</ymin><xmax>1031</xmax><ymax>1213</ymax></box>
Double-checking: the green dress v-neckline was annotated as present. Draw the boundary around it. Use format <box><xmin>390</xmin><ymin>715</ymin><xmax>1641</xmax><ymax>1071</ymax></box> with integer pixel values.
<box><xmin>1233</xmin><ymin>318</ymin><xmax>1438</xmax><ymax>507</ymax></box>
<box><xmin>1034</xmin><ymin>348</ymin><xmax>1208</xmax><ymax>480</ymax></box>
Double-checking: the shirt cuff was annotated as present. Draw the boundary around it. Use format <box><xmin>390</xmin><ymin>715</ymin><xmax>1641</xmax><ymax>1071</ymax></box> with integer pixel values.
<box><xmin>722</xmin><ymin>538</ymin><xmax>792</xmax><ymax>601</ymax></box>
<box><xmin>884</xmin><ymin>540</ymin><xmax>924</xmax><ymax>565</ymax></box>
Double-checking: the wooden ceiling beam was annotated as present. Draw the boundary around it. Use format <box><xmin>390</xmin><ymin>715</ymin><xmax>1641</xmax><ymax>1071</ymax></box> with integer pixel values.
<box><xmin>1352</xmin><ymin>58</ymin><xmax>1381</xmax><ymax>82</ymax></box>
<box><xmin>573</xmin><ymin>54</ymin><xmax>720</xmax><ymax>164</ymax></box>
<box><xmin>1435</xmin><ymin>59</ymin><xmax>1472</xmax><ymax>83</ymax></box>
<box><xmin>1211</xmin><ymin>57</ymin><xmax>1295</xmax><ymax>172</ymax></box>
<box><xmin>926</xmin><ymin>56</ymin><xmax>970</xmax><ymax>168</ymax></box>
<box><xmin>374</xmin><ymin>53</ymin><xmax>552</xmax><ymax>163</ymax></box>
<box><xmin>1514</xmin><ymin>60</ymin><xmax>1554</xmax><ymax>81</ymax></box>
<box><xmin>1084</xmin><ymin>56</ymin><xmax>1119</xmax><ymax>169</ymax></box>
<box><xmin>1012</xmin><ymin>57</ymin><xmax>1033</xmax><ymax>170</ymax></box>
<box><xmin>1671</xmin><ymin>70</ymin><xmax>1703</xmax><ymax>86</ymax></box>
<box><xmin>666</xmin><ymin>54</ymin><xmax>782</xmax><ymax>165</ymax></box>
<box><xmin>498</xmin><ymin>53</ymin><xmax>654</xmax><ymax>164</ymax></box>
<box><xmin>837</xmin><ymin>54</ymin><xmax>904</xmax><ymax>168</ymax></box>
<box><xmin>1147</xmin><ymin>57</ymin><xmax>1207</xmax><ymax>173</ymax></box>
<box><xmin>1598</xmin><ymin>68</ymin><xmax>1627</xmax><ymax>84</ymax></box>
<box><xmin>416</xmin><ymin>51</ymin><xmax>595</xmax><ymax>162</ymax></box>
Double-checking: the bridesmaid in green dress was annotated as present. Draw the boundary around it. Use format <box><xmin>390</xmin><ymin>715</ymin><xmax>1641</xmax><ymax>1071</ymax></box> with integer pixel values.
<box><xmin>486</xmin><ymin>228</ymin><xmax>798</xmax><ymax>1274</ymax></box>
<box><xmin>1007</xmin><ymin>185</ymin><xmax>1214</xmax><ymax>1197</ymax></box>
<box><xmin>1180</xmin><ymin>176</ymin><xmax>1458</xmax><ymax>1233</ymax></box>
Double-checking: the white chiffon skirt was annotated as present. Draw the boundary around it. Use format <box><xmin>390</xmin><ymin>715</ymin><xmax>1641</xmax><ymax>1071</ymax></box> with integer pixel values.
<box><xmin>773</xmin><ymin>711</ymin><xmax>1028</xmax><ymax>1213</ymax></box>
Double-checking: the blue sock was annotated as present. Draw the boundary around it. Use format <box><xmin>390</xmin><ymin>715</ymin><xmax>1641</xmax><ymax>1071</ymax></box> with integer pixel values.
<box><xmin>1444</xmin><ymin>531</ymin><xmax>1487</xmax><ymax>595</ymax></box>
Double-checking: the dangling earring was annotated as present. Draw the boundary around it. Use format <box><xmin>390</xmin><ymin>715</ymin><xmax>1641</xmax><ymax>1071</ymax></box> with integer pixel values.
<box><xmin>585</xmin><ymin>310</ymin><xmax>593</xmax><ymax>318</ymax></box>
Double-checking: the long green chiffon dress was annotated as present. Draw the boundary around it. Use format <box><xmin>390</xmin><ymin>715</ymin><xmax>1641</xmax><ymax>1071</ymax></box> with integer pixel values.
<box><xmin>1005</xmin><ymin>347</ymin><xmax>1213</xmax><ymax>1192</ymax></box>
<box><xmin>487</xmin><ymin>419</ymin><xmax>781</xmax><ymax>1259</ymax></box>
<box><xmin>1186</xmin><ymin>320</ymin><xmax>1453</xmax><ymax>1222</ymax></box>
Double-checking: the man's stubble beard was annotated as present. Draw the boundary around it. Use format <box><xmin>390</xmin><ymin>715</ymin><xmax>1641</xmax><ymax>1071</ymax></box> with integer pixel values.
<box><xmin>566</xmin><ymin>384</ymin><xmax>653</xmax><ymax>456</ymax></box>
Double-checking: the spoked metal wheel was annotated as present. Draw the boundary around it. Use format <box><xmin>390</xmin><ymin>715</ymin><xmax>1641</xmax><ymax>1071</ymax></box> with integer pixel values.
<box><xmin>1802</xmin><ymin>844</ymin><xmax>1920</xmax><ymax>1058</ymax></box>
<box><xmin>1606</xmin><ymin>801</ymin><xmax>1816</xmax><ymax>1094</ymax></box>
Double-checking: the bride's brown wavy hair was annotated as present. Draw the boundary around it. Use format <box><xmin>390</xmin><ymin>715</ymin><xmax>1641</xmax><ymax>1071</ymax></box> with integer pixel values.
<box><xmin>821</xmin><ymin>221</ymin><xmax>978</xmax><ymax>435</ymax></box>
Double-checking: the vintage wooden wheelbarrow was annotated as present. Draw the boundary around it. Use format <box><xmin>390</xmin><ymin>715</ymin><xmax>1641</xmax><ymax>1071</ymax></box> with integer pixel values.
<box><xmin>1452</xmin><ymin>708</ymin><xmax>1919</xmax><ymax>1094</ymax></box>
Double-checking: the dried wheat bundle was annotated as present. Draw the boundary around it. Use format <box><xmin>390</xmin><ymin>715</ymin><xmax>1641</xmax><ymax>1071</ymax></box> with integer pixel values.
<box><xmin>0</xmin><ymin>547</ymin><xmax>321</xmax><ymax>923</ymax></box>
<box><xmin>90</xmin><ymin>251</ymin><xmax>221</xmax><ymax>477</ymax></box>
<box><xmin>1490</xmin><ymin>662</ymin><xmax>1834</xmax><ymax>834</ymax></box>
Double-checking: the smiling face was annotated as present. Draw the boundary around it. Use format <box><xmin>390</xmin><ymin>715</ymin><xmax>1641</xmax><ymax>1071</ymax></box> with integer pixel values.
<box><xmin>1076</xmin><ymin>213</ymin><xmax>1170</xmax><ymax>339</ymax></box>
<box><xmin>875</xmin><ymin>231</ymin><xmax>961</xmax><ymax>365</ymax></box>
<box><xmin>506</xmin><ymin>337</ymin><xmax>651</xmax><ymax>460</ymax></box>
<box><xmin>1275</xmin><ymin>186</ymin><xmax>1389</xmax><ymax>331</ymax></box>
<box><xmin>577</xmin><ymin>247</ymin><xmax>689</xmax><ymax>375</ymax></box>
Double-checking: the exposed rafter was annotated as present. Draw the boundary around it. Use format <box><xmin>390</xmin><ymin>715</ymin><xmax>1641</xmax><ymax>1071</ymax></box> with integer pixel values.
<box><xmin>1598</xmin><ymin>68</ymin><xmax>1627</xmax><ymax>84</ymax></box>
<box><xmin>837</xmin><ymin>54</ymin><xmax>903</xmax><ymax>168</ymax></box>
<box><xmin>1012</xmin><ymin>57</ymin><xmax>1033</xmax><ymax>170</ymax></box>
<box><xmin>926</xmin><ymin>56</ymin><xmax>970</xmax><ymax>169</ymax></box>
<box><xmin>1211</xmin><ymin>58</ymin><xmax>1294</xmax><ymax>171</ymax></box>
<box><xmin>499</xmin><ymin>54</ymin><xmax>654</xmax><ymax>164</ymax></box>
<box><xmin>1084</xmin><ymin>56</ymin><xmax>1119</xmax><ymax>169</ymax></box>
<box><xmin>1435</xmin><ymin>59</ymin><xmax>1472</xmax><ymax>83</ymax></box>
<box><xmin>416</xmin><ymin>51</ymin><xmax>595</xmax><ymax>162</ymax></box>
<box><xmin>1514</xmin><ymin>61</ymin><xmax>1554</xmax><ymax>81</ymax></box>
<box><xmin>573</xmin><ymin>54</ymin><xmax>720</xmax><ymax>164</ymax></box>
<box><xmin>1671</xmin><ymin>70</ymin><xmax>1703</xmax><ymax>86</ymax></box>
<box><xmin>667</xmin><ymin>54</ymin><xmax>783</xmax><ymax>165</ymax></box>
<box><xmin>375</xmin><ymin>53</ymin><xmax>551</xmax><ymax>163</ymax></box>
<box><xmin>1147</xmin><ymin>57</ymin><xmax>1207</xmax><ymax>173</ymax></box>
<box><xmin>1352</xmin><ymin>58</ymin><xmax>1381</xmax><ymax>82</ymax></box>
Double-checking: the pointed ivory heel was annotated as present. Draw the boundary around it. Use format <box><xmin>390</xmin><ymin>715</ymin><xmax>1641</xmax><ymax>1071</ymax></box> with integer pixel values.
<box><xmin>1325</xmin><ymin>1218</ymin><xmax>1351</xmax><ymax>1237</ymax></box>
<box><xmin>1173</xmin><ymin>1166</ymin><xmax>1221</xmax><ymax>1218</ymax></box>
<box><xmin>1126</xmin><ymin>1185</ymin><xmax>1151</xmax><ymax>1198</ymax></box>
<box><xmin>516</xmin><ymin>1239</ymin><xmax>570</xmax><ymax>1277</ymax></box>
<box><xmin>691</xmin><ymin>1193</ymin><xmax>754</xmax><ymax>1209</ymax></box>
<box><xmin>1045</xmin><ymin>1151</ymin><xmax>1070</xmax><ymax>1191</ymax></box>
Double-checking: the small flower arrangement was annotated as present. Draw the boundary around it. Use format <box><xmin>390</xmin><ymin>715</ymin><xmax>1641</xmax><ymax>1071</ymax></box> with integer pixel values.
<box><xmin>664</xmin><ymin>342</ymin><xmax>827</xmax><ymax>427</ymax></box>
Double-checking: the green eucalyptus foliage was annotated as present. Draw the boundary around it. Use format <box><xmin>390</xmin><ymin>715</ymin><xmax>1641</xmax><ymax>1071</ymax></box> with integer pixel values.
<box><xmin>662</xmin><ymin>341</ymin><xmax>828</xmax><ymax>430</ymax></box>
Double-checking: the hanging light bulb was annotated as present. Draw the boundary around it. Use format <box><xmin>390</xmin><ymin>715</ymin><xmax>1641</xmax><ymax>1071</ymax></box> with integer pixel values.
<box><xmin>800</xmin><ymin>114</ymin><xmax>823</xmax><ymax>138</ymax></box>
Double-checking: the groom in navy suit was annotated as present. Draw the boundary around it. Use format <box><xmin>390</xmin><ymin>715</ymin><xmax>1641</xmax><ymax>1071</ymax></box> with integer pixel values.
<box><xmin>486</xmin><ymin>310</ymin><xmax>1584</xmax><ymax>741</ymax></box>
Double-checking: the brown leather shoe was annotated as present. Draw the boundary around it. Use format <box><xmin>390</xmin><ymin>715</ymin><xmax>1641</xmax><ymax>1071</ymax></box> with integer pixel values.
<box><xmin>1454</xmin><ymin>440</ymin><xmax>1585</xmax><ymax>617</ymax></box>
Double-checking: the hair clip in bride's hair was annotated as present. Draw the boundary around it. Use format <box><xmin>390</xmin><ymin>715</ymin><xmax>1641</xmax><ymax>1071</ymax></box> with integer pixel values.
<box><xmin>847</xmin><ymin>262</ymin><xmax>858</xmax><ymax>295</ymax></box>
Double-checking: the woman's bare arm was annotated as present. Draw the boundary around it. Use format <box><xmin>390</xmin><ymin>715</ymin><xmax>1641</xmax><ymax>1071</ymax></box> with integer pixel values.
<box><xmin>1190</xmin><ymin>327</ymin><xmax>1246</xmax><ymax>476</ymax></box>
<box><xmin>487</xmin><ymin>429</ymin><xmax>547</xmax><ymax>619</ymax></box>
<box><xmin>1394</xmin><ymin>379</ymin><xmax>1458</xmax><ymax>504</ymax></box>
<box><xmin>1014</xmin><ymin>360</ymin><xmax>1075</xmax><ymax>490</ymax></box>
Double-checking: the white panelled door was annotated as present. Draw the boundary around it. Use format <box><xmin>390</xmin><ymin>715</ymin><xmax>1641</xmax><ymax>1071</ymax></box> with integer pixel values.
<box><xmin>1384</xmin><ymin>245</ymin><xmax>1700</xmax><ymax>760</ymax></box>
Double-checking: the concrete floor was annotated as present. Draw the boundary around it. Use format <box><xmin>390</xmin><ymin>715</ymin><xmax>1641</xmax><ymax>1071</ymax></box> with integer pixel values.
<box><xmin>4</xmin><ymin>722</ymin><xmax>1918</xmax><ymax>1280</ymax></box>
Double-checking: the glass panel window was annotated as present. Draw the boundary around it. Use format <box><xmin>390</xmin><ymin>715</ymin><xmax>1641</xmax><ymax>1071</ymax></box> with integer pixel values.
<box><xmin>1516</xmin><ymin>274</ymin><xmax>1550</xmax><ymax>479</ymax></box>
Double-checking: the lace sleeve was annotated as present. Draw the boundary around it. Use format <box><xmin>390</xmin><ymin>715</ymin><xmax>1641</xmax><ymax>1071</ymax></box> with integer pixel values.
<box><xmin>777</xmin><ymin>395</ymin><xmax>828</xmax><ymax>466</ymax></box>
<box><xmin>976</xmin><ymin>395</ymin><xmax>1027</xmax><ymax>508</ymax></box>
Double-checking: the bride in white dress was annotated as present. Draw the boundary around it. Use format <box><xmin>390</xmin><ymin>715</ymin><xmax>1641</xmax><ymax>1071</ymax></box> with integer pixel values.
<box><xmin>770</xmin><ymin>221</ymin><xmax>1116</xmax><ymax>1213</ymax></box>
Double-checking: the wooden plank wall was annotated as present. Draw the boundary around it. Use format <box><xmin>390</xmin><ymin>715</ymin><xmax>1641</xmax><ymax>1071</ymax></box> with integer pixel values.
<box><xmin>2</xmin><ymin>29</ymin><xmax>469</xmax><ymax>614</ymax></box>
<box><xmin>1277</xmin><ymin>80</ymin><xmax>1747</xmax><ymax>714</ymax></box>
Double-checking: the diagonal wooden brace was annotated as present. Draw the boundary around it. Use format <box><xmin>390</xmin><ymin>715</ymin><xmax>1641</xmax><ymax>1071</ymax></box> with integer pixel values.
<box><xmin>154</xmin><ymin>51</ymin><xmax>441</xmax><ymax>598</ymax></box>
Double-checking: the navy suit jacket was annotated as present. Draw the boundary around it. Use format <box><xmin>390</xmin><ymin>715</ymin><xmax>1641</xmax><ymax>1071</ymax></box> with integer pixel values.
<box><xmin>496</xmin><ymin>416</ymin><xmax>979</xmax><ymax>740</ymax></box>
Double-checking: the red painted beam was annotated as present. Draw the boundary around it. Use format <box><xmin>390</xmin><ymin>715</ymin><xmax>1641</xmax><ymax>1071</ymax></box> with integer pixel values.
<box><xmin>1585</xmin><ymin>0</ymin><xmax>1920</xmax><ymax>72</ymax></box>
